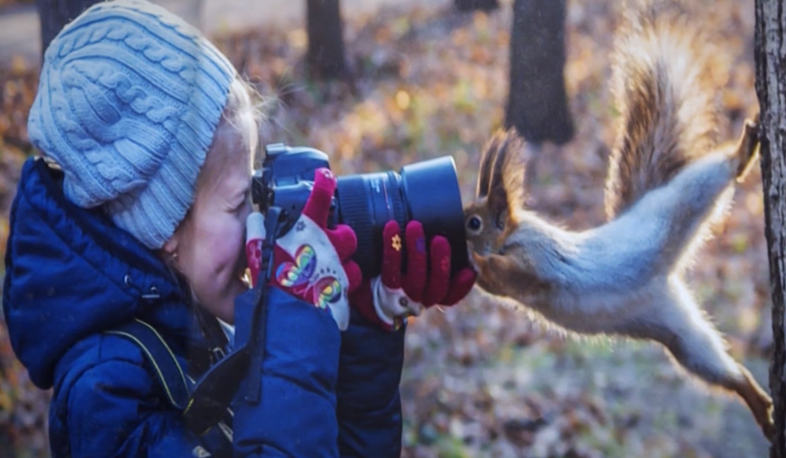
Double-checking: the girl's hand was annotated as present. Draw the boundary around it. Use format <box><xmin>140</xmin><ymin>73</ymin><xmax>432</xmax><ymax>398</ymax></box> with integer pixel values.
<box><xmin>351</xmin><ymin>220</ymin><xmax>476</xmax><ymax>331</ymax></box>
<box><xmin>246</xmin><ymin>168</ymin><xmax>362</xmax><ymax>330</ymax></box>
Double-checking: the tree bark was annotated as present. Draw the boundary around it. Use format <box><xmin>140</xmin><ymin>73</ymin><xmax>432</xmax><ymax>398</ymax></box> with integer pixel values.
<box><xmin>306</xmin><ymin>0</ymin><xmax>347</xmax><ymax>79</ymax></box>
<box><xmin>35</xmin><ymin>0</ymin><xmax>101</xmax><ymax>57</ymax></box>
<box><xmin>505</xmin><ymin>0</ymin><xmax>573</xmax><ymax>145</ymax></box>
<box><xmin>455</xmin><ymin>0</ymin><xmax>500</xmax><ymax>12</ymax></box>
<box><xmin>754</xmin><ymin>0</ymin><xmax>786</xmax><ymax>455</ymax></box>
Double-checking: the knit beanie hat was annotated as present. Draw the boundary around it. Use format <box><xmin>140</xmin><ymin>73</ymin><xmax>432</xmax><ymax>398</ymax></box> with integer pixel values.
<box><xmin>28</xmin><ymin>0</ymin><xmax>236</xmax><ymax>249</ymax></box>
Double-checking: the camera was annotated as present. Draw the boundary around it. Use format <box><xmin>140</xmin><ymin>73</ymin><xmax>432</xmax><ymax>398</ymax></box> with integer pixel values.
<box><xmin>252</xmin><ymin>143</ymin><xmax>470</xmax><ymax>279</ymax></box>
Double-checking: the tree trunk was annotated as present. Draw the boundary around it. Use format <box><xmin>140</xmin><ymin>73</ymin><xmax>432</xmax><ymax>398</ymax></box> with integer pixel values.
<box><xmin>455</xmin><ymin>0</ymin><xmax>500</xmax><ymax>12</ymax></box>
<box><xmin>306</xmin><ymin>0</ymin><xmax>347</xmax><ymax>79</ymax></box>
<box><xmin>505</xmin><ymin>0</ymin><xmax>573</xmax><ymax>145</ymax></box>
<box><xmin>35</xmin><ymin>0</ymin><xmax>101</xmax><ymax>57</ymax></box>
<box><xmin>754</xmin><ymin>0</ymin><xmax>786</xmax><ymax>455</ymax></box>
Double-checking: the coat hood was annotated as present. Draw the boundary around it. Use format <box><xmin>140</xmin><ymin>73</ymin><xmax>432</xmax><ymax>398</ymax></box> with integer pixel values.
<box><xmin>3</xmin><ymin>158</ymin><xmax>202</xmax><ymax>389</ymax></box>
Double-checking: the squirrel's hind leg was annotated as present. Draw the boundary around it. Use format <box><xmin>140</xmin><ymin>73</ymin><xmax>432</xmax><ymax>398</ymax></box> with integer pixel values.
<box><xmin>643</xmin><ymin>277</ymin><xmax>773</xmax><ymax>440</ymax></box>
<box><xmin>734</xmin><ymin>363</ymin><xmax>775</xmax><ymax>441</ymax></box>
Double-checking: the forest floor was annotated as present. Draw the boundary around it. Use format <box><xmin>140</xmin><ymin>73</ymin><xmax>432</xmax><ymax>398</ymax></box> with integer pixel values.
<box><xmin>0</xmin><ymin>0</ymin><xmax>771</xmax><ymax>457</ymax></box>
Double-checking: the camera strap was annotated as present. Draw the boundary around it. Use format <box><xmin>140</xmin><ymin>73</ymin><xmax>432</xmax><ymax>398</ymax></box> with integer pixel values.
<box><xmin>105</xmin><ymin>318</ymin><xmax>191</xmax><ymax>411</ymax></box>
<box><xmin>106</xmin><ymin>319</ymin><xmax>235</xmax><ymax>447</ymax></box>
<box><xmin>244</xmin><ymin>206</ymin><xmax>285</xmax><ymax>404</ymax></box>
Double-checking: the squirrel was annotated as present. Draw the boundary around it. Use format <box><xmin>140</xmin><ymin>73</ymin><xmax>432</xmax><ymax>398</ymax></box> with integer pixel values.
<box><xmin>464</xmin><ymin>0</ymin><xmax>773</xmax><ymax>440</ymax></box>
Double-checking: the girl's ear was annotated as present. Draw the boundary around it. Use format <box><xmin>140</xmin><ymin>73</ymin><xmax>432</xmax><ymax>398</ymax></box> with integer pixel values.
<box><xmin>161</xmin><ymin>233</ymin><xmax>179</xmax><ymax>263</ymax></box>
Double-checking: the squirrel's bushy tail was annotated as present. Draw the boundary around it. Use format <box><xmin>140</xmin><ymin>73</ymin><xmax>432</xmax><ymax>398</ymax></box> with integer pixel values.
<box><xmin>604</xmin><ymin>0</ymin><xmax>727</xmax><ymax>219</ymax></box>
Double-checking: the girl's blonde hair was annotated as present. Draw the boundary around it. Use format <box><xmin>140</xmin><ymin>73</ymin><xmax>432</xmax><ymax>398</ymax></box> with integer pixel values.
<box><xmin>197</xmin><ymin>78</ymin><xmax>263</xmax><ymax>192</ymax></box>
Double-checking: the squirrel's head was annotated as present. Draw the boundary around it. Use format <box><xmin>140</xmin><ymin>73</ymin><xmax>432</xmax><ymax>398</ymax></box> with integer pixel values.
<box><xmin>464</xmin><ymin>129</ymin><xmax>530</xmax><ymax>257</ymax></box>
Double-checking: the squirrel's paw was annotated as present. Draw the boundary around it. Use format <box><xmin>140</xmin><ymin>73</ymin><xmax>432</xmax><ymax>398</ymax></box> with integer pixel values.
<box><xmin>473</xmin><ymin>252</ymin><xmax>506</xmax><ymax>293</ymax></box>
<box><xmin>472</xmin><ymin>253</ymin><xmax>491</xmax><ymax>289</ymax></box>
<box><xmin>735</xmin><ymin>115</ymin><xmax>761</xmax><ymax>182</ymax></box>
<box><xmin>472</xmin><ymin>252</ymin><xmax>517</xmax><ymax>295</ymax></box>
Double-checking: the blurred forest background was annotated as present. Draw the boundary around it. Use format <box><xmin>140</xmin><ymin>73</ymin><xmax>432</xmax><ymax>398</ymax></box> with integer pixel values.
<box><xmin>0</xmin><ymin>0</ymin><xmax>769</xmax><ymax>457</ymax></box>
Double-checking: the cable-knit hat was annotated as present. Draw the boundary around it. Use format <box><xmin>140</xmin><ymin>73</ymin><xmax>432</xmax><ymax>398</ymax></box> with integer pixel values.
<box><xmin>28</xmin><ymin>0</ymin><xmax>236</xmax><ymax>249</ymax></box>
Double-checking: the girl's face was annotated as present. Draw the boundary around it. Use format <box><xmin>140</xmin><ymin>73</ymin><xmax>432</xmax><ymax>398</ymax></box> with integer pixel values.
<box><xmin>165</xmin><ymin>117</ymin><xmax>258</xmax><ymax>324</ymax></box>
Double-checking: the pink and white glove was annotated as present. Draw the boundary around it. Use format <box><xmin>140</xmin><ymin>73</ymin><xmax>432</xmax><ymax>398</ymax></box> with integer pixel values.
<box><xmin>246</xmin><ymin>168</ymin><xmax>362</xmax><ymax>330</ymax></box>
<box><xmin>351</xmin><ymin>220</ymin><xmax>477</xmax><ymax>331</ymax></box>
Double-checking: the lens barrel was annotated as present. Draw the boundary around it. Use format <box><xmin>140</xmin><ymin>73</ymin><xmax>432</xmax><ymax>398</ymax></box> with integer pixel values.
<box><xmin>336</xmin><ymin>156</ymin><xmax>468</xmax><ymax>279</ymax></box>
<box><xmin>336</xmin><ymin>172</ymin><xmax>406</xmax><ymax>278</ymax></box>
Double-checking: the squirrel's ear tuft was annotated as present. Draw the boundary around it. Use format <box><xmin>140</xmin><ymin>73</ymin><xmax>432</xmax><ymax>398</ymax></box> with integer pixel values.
<box><xmin>477</xmin><ymin>129</ymin><xmax>505</xmax><ymax>198</ymax></box>
<box><xmin>477</xmin><ymin>129</ymin><xmax>529</xmax><ymax>219</ymax></box>
<box><xmin>501</xmin><ymin>131</ymin><xmax>529</xmax><ymax>213</ymax></box>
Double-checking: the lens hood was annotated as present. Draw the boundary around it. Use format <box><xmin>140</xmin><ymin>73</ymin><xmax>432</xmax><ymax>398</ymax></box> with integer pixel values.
<box><xmin>401</xmin><ymin>156</ymin><xmax>469</xmax><ymax>275</ymax></box>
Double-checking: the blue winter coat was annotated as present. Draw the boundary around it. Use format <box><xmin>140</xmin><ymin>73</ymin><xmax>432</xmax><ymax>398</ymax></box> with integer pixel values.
<box><xmin>3</xmin><ymin>158</ymin><xmax>406</xmax><ymax>458</ymax></box>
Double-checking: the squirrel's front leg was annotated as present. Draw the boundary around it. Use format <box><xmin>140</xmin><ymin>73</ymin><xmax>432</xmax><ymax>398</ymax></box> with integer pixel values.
<box><xmin>473</xmin><ymin>252</ymin><xmax>526</xmax><ymax>298</ymax></box>
<box><xmin>473</xmin><ymin>252</ymin><xmax>505</xmax><ymax>294</ymax></box>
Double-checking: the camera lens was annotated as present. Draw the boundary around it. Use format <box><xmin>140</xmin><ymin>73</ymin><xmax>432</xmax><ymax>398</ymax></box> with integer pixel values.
<box><xmin>335</xmin><ymin>156</ymin><xmax>469</xmax><ymax>279</ymax></box>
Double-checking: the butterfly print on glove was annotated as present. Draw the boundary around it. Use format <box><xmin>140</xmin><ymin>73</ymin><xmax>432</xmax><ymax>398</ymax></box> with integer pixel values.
<box><xmin>276</xmin><ymin>244</ymin><xmax>342</xmax><ymax>309</ymax></box>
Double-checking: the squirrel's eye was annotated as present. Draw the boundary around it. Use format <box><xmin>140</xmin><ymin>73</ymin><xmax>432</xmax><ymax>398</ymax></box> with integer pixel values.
<box><xmin>467</xmin><ymin>215</ymin><xmax>482</xmax><ymax>232</ymax></box>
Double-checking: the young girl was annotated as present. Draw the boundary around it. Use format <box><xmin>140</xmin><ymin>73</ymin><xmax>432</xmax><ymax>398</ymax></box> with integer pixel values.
<box><xmin>2</xmin><ymin>1</ymin><xmax>475</xmax><ymax>457</ymax></box>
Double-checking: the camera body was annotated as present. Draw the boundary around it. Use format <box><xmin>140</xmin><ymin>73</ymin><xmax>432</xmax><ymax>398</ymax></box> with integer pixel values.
<box><xmin>252</xmin><ymin>143</ymin><xmax>469</xmax><ymax>278</ymax></box>
<box><xmin>252</xmin><ymin>143</ymin><xmax>339</xmax><ymax>229</ymax></box>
